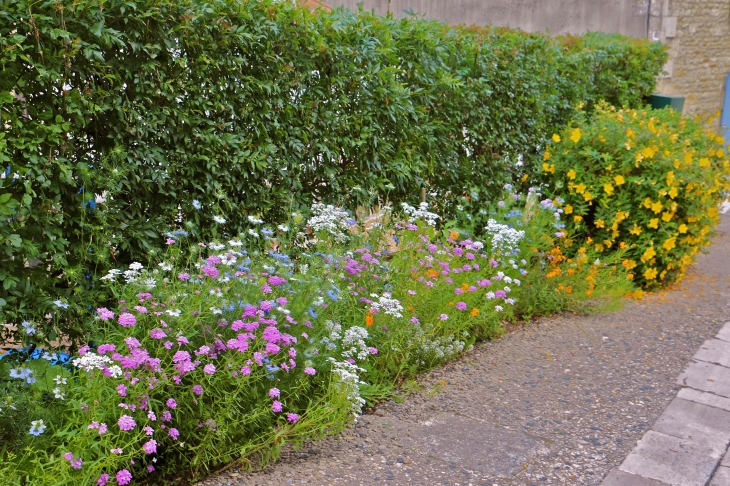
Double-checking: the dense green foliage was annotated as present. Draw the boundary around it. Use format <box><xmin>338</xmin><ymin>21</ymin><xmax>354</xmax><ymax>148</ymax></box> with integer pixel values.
<box><xmin>0</xmin><ymin>0</ymin><xmax>666</xmax><ymax>343</ymax></box>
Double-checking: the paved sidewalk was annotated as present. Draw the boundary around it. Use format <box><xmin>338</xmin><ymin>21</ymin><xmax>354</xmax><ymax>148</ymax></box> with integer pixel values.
<box><xmin>601</xmin><ymin>322</ymin><xmax>730</xmax><ymax>486</ymax></box>
<box><xmin>202</xmin><ymin>214</ymin><xmax>730</xmax><ymax>486</ymax></box>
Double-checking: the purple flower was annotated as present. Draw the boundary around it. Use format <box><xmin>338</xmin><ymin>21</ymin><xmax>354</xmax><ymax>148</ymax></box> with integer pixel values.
<box><xmin>269</xmin><ymin>387</ymin><xmax>280</xmax><ymax>398</ymax></box>
<box><xmin>261</xmin><ymin>284</ymin><xmax>273</xmax><ymax>294</ymax></box>
<box><xmin>268</xmin><ymin>276</ymin><xmax>287</xmax><ymax>286</ymax></box>
<box><xmin>64</xmin><ymin>452</ymin><xmax>83</xmax><ymax>469</ymax></box>
<box><xmin>97</xmin><ymin>308</ymin><xmax>114</xmax><ymax>321</ymax></box>
<box><xmin>166</xmin><ymin>238</ymin><xmax>176</xmax><ymax>245</ymax></box>
<box><xmin>97</xmin><ymin>473</ymin><xmax>109</xmax><ymax>486</ymax></box>
<box><xmin>162</xmin><ymin>411</ymin><xmax>172</xmax><ymax>422</ymax></box>
<box><xmin>202</xmin><ymin>265</ymin><xmax>219</xmax><ymax>279</ymax></box>
<box><xmin>203</xmin><ymin>364</ymin><xmax>216</xmax><ymax>375</ymax></box>
<box><xmin>369</xmin><ymin>347</ymin><xmax>378</xmax><ymax>355</ymax></box>
<box><xmin>150</xmin><ymin>328</ymin><xmax>167</xmax><ymax>339</ymax></box>
<box><xmin>166</xmin><ymin>398</ymin><xmax>177</xmax><ymax>409</ymax></box>
<box><xmin>192</xmin><ymin>384</ymin><xmax>204</xmax><ymax>396</ymax></box>
<box><xmin>287</xmin><ymin>413</ymin><xmax>299</xmax><ymax>423</ymax></box>
<box><xmin>272</xmin><ymin>400</ymin><xmax>283</xmax><ymax>413</ymax></box>
<box><xmin>177</xmin><ymin>273</ymin><xmax>191</xmax><ymax>281</ymax></box>
<box><xmin>116</xmin><ymin>384</ymin><xmax>127</xmax><ymax>397</ymax></box>
<box><xmin>168</xmin><ymin>428</ymin><xmax>180</xmax><ymax>440</ymax></box>
<box><xmin>456</xmin><ymin>302</ymin><xmax>468</xmax><ymax>311</ymax></box>
<box><xmin>495</xmin><ymin>290</ymin><xmax>507</xmax><ymax>299</ymax></box>
<box><xmin>117</xmin><ymin>415</ymin><xmax>136</xmax><ymax>431</ymax></box>
<box><xmin>410</xmin><ymin>316</ymin><xmax>420</xmax><ymax>324</ymax></box>
<box><xmin>142</xmin><ymin>439</ymin><xmax>157</xmax><ymax>454</ymax></box>
<box><xmin>117</xmin><ymin>313</ymin><xmax>136</xmax><ymax>327</ymax></box>
<box><xmin>116</xmin><ymin>469</ymin><xmax>133</xmax><ymax>486</ymax></box>
<box><xmin>454</xmin><ymin>288</ymin><xmax>464</xmax><ymax>294</ymax></box>
<box><xmin>98</xmin><ymin>423</ymin><xmax>107</xmax><ymax>434</ymax></box>
<box><xmin>241</xmin><ymin>366</ymin><xmax>252</xmax><ymax>376</ymax></box>
<box><xmin>97</xmin><ymin>344</ymin><xmax>116</xmax><ymax>354</ymax></box>
<box><xmin>110</xmin><ymin>448</ymin><xmax>123</xmax><ymax>454</ymax></box>
<box><xmin>304</xmin><ymin>367</ymin><xmax>316</xmax><ymax>376</ymax></box>
<box><xmin>147</xmin><ymin>465</ymin><xmax>155</xmax><ymax>473</ymax></box>
<box><xmin>439</xmin><ymin>314</ymin><xmax>449</xmax><ymax>321</ymax></box>
<box><xmin>133</xmin><ymin>305</ymin><xmax>148</xmax><ymax>314</ymax></box>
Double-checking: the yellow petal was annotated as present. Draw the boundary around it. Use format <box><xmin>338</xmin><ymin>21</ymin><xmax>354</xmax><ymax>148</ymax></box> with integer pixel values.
<box><xmin>552</xmin><ymin>134</ymin><xmax>561</xmax><ymax>143</ymax></box>
<box><xmin>614</xmin><ymin>175</ymin><xmax>625</xmax><ymax>185</ymax></box>
<box><xmin>570</xmin><ymin>128</ymin><xmax>581</xmax><ymax>143</ymax></box>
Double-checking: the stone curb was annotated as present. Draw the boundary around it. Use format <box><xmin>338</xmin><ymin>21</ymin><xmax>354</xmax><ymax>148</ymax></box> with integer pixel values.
<box><xmin>600</xmin><ymin>321</ymin><xmax>730</xmax><ymax>486</ymax></box>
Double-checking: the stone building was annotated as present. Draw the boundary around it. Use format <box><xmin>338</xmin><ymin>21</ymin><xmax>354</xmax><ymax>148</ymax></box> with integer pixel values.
<box><xmin>329</xmin><ymin>0</ymin><xmax>730</xmax><ymax>129</ymax></box>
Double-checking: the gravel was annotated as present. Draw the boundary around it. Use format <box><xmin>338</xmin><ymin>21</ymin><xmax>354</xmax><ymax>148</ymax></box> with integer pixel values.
<box><xmin>200</xmin><ymin>214</ymin><xmax>730</xmax><ymax>486</ymax></box>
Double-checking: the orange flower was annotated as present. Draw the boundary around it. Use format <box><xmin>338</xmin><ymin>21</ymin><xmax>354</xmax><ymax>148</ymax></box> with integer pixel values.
<box><xmin>470</xmin><ymin>308</ymin><xmax>480</xmax><ymax>317</ymax></box>
<box><xmin>448</xmin><ymin>231</ymin><xmax>459</xmax><ymax>241</ymax></box>
<box><xmin>365</xmin><ymin>313</ymin><xmax>373</xmax><ymax>326</ymax></box>
<box><xmin>426</xmin><ymin>269</ymin><xmax>439</xmax><ymax>279</ymax></box>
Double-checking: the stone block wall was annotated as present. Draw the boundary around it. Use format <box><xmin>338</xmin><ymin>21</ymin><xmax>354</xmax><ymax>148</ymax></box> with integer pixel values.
<box><xmin>655</xmin><ymin>0</ymin><xmax>730</xmax><ymax>124</ymax></box>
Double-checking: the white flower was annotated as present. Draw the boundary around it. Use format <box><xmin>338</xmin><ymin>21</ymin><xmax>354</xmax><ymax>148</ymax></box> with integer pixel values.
<box><xmin>486</xmin><ymin>291</ymin><xmax>495</xmax><ymax>299</ymax></box>
<box><xmin>165</xmin><ymin>309</ymin><xmax>181</xmax><ymax>317</ymax></box>
<box><xmin>495</xmin><ymin>305</ymin><xmax>504</xmax><ymax>312</ymax></box>
<box><xmin>277</xmin><ymin>224</ymin><xmax>289</xmax><ymax>232</ymax></box>
<box><xmin>209</xmin><ymin>307</ymin><xmax>222</xmax><ymax>315</ymax></box>
<box><xmin>53</xmin><ymin>375</ymin><xmax>67</xmax><ymax>385</ymax></box>
<box><xmin>503</xmin><ymin>286</ymin><xmax>511</xmax><ymax>293</ymax></box>
<box><xmin>52</xmin><ymin>387</ymin><xmax>65</xmax><ymax>400</ymax></box>
<box><xmin>21</xmin><ymin>321</ymin><xmax>36</xmax><ymax>335</ymax></box>
<box><xmin>306</xmin><ymin>203</ymin><xmax>354</xmax><ymax>243</ymax></box>
<box><xmin>400</xmin><ymin>202</ymin><xmax>440</xmax><ymax>226</ymax></box>
<box><xmin>213</xmin><ymin>216</ymin><xmax>226</xmax><ymax>224</ymax></box>
<box><xmin>72</xmin><ymin>352</ymin><xmax>116</xmax><ymax>375</ymax></box>
<box><xmin>158</xmin><ymin>262</ymin><xmax>173</xmax><ymax>271</ymax></box>
<box><xmin>228</xmin><ymin>240</ymin><xmax>243</xmax><ymax>247</ymax></box>
<box><xmin>485</xmin><ymin>219</ymin><xmax>525</xmax><ymax>254</ymax></box>
<box><xmin>247</xmin><ymin>215</ymin><xmax>264</xmax><ymax>224</ymax></box>
<box><xmin>505</xmin><ymin>298</ymin><xmax>516</xmax><ymax>305</ymax></box>
<box><xmin>341</xmin><ymin>326</ymin><xmax>370</xmax><ymax>361</ymax></box>
<box><xmin>209</xmin><ymin>242</ymin><xmax>226</xmax><ymax>251</ymax></box>
<box><xmin>248</xmin><ymin>229</ymin><xmax>259</xmax><ymax>238</ymax></box>
<box><xmin>129</xmin><ymin>262</ymin><xmax>144</xmax><ymax>271</ymax></box>
<box><xmin>369</xmin><ymin>294</ymin><xmax>404</xmax><ymax>318</ymax></box>
<box><xmin>504</xmin><ymin>276</ymin><xmax>513</xmax><ymax>283</ymax></box>
<box><xmin>514</xmin><ymin>279</ymin><xmax>521</xmax><ymax>286</ymax></box>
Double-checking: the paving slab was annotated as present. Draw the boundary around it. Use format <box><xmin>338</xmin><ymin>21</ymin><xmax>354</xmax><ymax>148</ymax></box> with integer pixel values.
<box><xmin>677</xmin><ymin>361</ymin><xmax>730</xmax><ymax>398</ymax></box>
<box><xmin>717</xmin><ymin>322</ymin><xmax>730</xmax><ymax>343</ymax></box>
<box><xmin>677</xmin><ymin>387</ymin><xmax>730</xmax><ymax>412</ymax></box>
<box><xmin>710</xmin><ymin>467</ymin><xmax>730</xmax><ymax>486</ymax></box>
<box><xmin>619</xmin><ymin>430</ymin><xmax>720</xmax><ymax>486</ymax></box>
<box><xmin>693</xmin><ymin>339</ymin><xmax>730</xmax><ymax>368</ymax></box>
<box><xmin>723</xmin><ymin>449</ymin><xmax>730</xmax><ymax>467</ymax></box>
<box><xmin>601</xmin><ymin>469</ymin><xmax>670</xmax><ymax>485</ymax></box>
<box><xmin>652</xmin><ymin>397</ymin><xmax>730</xmax><ymax>455</ymax></box>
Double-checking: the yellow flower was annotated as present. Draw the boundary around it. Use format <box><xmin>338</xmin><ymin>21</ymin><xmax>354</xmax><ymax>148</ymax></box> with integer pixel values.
<box><xmin>663</xmin><ymin>238</ymin><xmax>676</xmax><ymax>251</ymax></box>
<box><xmin>575</xmin><ymin>183</ymin><xmax>586</xmax><ymax>194</ymax></box>
<box><xmin>643</xmin><ymin>198</ymin><xmax>653</xmax><ymax>209</ymax></box>
<box><xmin>564</xmin><ymin>204</ymin><xmax>573</xmax><ymax>214</ymax></box>
<box><xmin>650</xmin><ymin>201</ymin><xmax>662</xmax><ymax>214</ymax></box>
<box><xmin>622</xmin><ymin>259</ymin><xmax>637</xmax><ymax>270</ymax></box>
<box><xmin>661</xmin><ymin>211</ymin><xmax>674</xmax><ymax>222</ymax></box>
<box><xmin>629</xmin><ymin>224</ymin><xmax>642</xmax><ymax>235</ymax></box>
<box><xmin>470</xmin><ymin>308</ymin><xmax>480</xmax><ymax>317</ymax></box>
<box><xmin>678</xmin><ymin>224</ymin><xmax>688</xmax><ymax>233</ymax></box>
<box><xmin>614</xmin><ymin>175</ymin><xmax>625</xmax><ymax>185</ymax></box>
<box><xmin>616</xmin><ymin>211</ymin><xmax>629</xmax><ymax>221</ymax></box>
<box><xmin>699</xmin><ymin>157</ymin><xmax>711</xmax><ymax>167</ymax></box>
<box><xmin>552</xmin><ymin>134</ymin><xmax>561</xmax><ymax>143</ymax></box>
<box><xmin>594</xmin><ymin>244</ymin><xmax>604</xmax><ymax>252</ymax></box>
<box><xmin>648</xmin><ymin>218</ymin><xmax>659</xmax><ymax>229</ymax></box>
<box><xmin>626</xmin><ymin>128</ymin><xmax>635</xmax><ymax>139</ymax></box>
<box><xmin>604</xmin><ymin>183</ymin><xmax>614</xmax><ymax>195</ymax></box>
<box><xmin>521</xmin><ymin>173</ymin><xmax>529</xmax><ymax>182</ymax></box>
<box><xmin>573</xmin><ymin>215</ymin><xmax>583</xmax><ymax>222</ymax></box>
<box><xmin>603</xmin><ymin>239</ymin><xmax>612</xmax><ymax>248</ymax></box>
<box><xmin>542</xmin><ymin>163</ymin><xmax>555</xmax><ymax>173</ymax></box>
<box><xmin>543</xmin><ymin>151</ymin><xmax>551</xmax><ymax>161</ymax></box>
<box><xmin>595</xmin><ymin>219</ymin><xmax>605</xmax><ymax>228</ymax></box>
<box><xmin>567</xmin><ymin>169</ymin><xmax>577</xmax><ymax>180</ymax></box>
<box><xmin>619</xmin><ymin>241</ymin><xmax>627</xmax><ymax>249</ymax></box>
<box><xmin>668</xmin><ymin>187</ymin><xmax>678</xmax><ymax>199</ymax></box>
<box><xmin>641</xmin><ymin>146</ymin><xmax>657</xmax><ymax>158</ymax></box>
<box><xmin>642</xmin><ymin>247</ymin><xmax>656</xmax><ymax>261</ymax></box>
<box><xmin>644</xmin><ymin>267</ymin><xmax>658</xmax><ymax>280</ymax></box>
<box><xmin>666</xmin><ymin>171</ymin><xmax>675</xmax><ymax>185</ymax></box>
<box><xmin>570</xmin><ymin>128</ymin><xmax>581</xmax><ymax>143</ymax></box>
<box><xmin>583</xmin><ymin>192</ymin><xmax>594</xmax><ymax>202</ymax></box>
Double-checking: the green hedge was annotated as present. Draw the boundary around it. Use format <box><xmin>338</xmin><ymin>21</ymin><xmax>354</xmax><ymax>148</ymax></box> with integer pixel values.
<box><xmin>0</xmin><ymin>0</ymin><xmax>666</xmax><ymax>343</ymax></box>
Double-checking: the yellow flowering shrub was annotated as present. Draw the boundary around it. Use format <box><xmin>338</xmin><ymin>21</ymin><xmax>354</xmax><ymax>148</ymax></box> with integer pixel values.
<box><xmin>542</xmin><ymin>104</ymin><xmax>730</xmax><ymax>288</ymax></box>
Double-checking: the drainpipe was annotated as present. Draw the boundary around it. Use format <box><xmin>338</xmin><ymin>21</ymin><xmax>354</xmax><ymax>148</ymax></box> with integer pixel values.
<box><xmin>646</xmin><ymin>0</ymin><xmax>653</xmax><ymax>38</ymax></box>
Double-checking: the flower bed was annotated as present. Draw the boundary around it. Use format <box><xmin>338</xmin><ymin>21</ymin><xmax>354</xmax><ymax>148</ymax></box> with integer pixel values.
<box><xmin>0</xmin><ymin>188</ymin><xmax>630</xmax><ymax>484</ymax></box>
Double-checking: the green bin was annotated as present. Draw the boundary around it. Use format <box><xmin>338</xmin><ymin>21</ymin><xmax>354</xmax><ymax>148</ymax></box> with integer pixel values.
<box><xmin>648</xmin><ymin>94</ymin><xmax>684</xmax><ymax>113</ymax></box>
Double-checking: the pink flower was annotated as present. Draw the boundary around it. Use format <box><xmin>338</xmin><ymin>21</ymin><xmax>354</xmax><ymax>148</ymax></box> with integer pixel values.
<box><xmin>456</xmin><ymin>302</ymin><xmax>468</xmax><ymax>311</ymax></box>
<box><xmin>202</xmin><ymin>265</ymin><xmax>219</xmax><ymax>279</ymax></box>
<box><xmin>162</xmin><ymin>411</ymin><xmax>172</xmax><ymax>422</ymax></box>
<box><xmin>304</xmin><ymin>367</ymin><xmax>316</xmax><ymax>376</ymax></box>
<box><xmin>117</xmin><ymin>415</ymin><xmax>136</xmax><ymax>431</ymax></box>
<box><xmin>177</xmin><ymin>273</ymin><xmax>190</xmax><ymax>281</ymax></box>
<box><xmin>150</xmin><ymin>328</ymin><xmax>167</xmax><ymax>339</ymax></box>
<box><xmin>143</xmin><ymin>426</ymin><xmax>154</xmax><ymax>436</ymax></box>
<box><xmin>98</xmin><ymin>423</ymin><xmax>107</xmax><ymax>434</ymax></box>
<box><xmin>287</xmin><ymin>413</ymin><xmax>299</xmax><ymax>423</ymax></box>
<box><xmin>110</xmin><ymin>448</ymin><xmax>123</xmax><ymax>454</ymax></box>
<box><xmin>116</xmin><ymin>469</ymin><xmax>133</xmax><ymax>486</ymax></box>
<box><xmin>261</xmin><ymin>284</ymin><xmax>273</xmax><ymax>294</ymax></box>
<box><xmin>142</xmin><ymin>439</ymin><xmax>157</xmax><ymax>454</ymax></box>
<box><xmin>64</xmin><ymin>452</ymin><xmax>83</xmax><ymax>469</ymax></box>
<box><xmin>269</xmin><ymin>387</ymin><xmax>280</xmax><ymax>398</ymax></box>
<box><xmin>203</xmin><ymin>364</ymin><xmax>216</xmax><ymax>375</ymax></box>
<box><xmin>96</xmin><ymin>473</ymin><xmax>109</xmax><ymax>486</ymax></box>
<box><xmin>439</xmin><ymin>314</ymin><xmax>449</xmax><ymax>321</ymax></box>
<box><xmin>272</xmin><ymin>400</ymin><xmax>283</xmax><ymax>413</ymax></box>
<box><xmin>168</xmin><ymin>428</ymin><xmax>180</xmax><ymax>440</ymax></box>
<box><xmin>369</xmin><ymin>347</ymin><xmax>378</xmax><ymax>355</ymax></box>
<box><xmin>241</xmin><ymin>366</ymin><xmax>251</xmax><ymax>376</ymax></box>
<box><xmin>133</xmin><ymin>305</ymin><xmax>148</xmax><ymax>314</ymax></box>
<box><xmin>166</xmin><ymin>238</ymin><xmax>176</xmax><ymax>245</ymax></box>
<box><xmin>97</xmin><ymin>308</ymin><xmax>114</xmax><ymax>321</ymax></box>
<box><xmin>454</xmin><ymin>288</ymin><xmax>464</xmax><ymax>294</ymax></box>
<box><xmin>147</xmin><ymin>411</ymin><xmax>156</xmax><ymax>421</ymax></box>
<box><xmin>97</xmin><ymin>344</ymin><xmax>116</xmax><ymax>354</ymax></box>
<box><xmin>192</xmin><ymin>384</ymin><xmax>204</xmax><ymax>396</ymax></box>
<box><xmin>116</xmin><ymin>384</ymin><xmax>127</xmax><ymax>397</ymax></box>
<box><xmin>147</xmin><ymin>465</ymin><xmax>155</xmax><ymax>473</ymax></box>
<box><xmin>166</xmin><ymin>398</ymin><xmax>177</xmax><ymax>409</ymax></box>
<box><xmin>410</xmin><ymin>316</ymin><xmax>420</xmax><ymax>324</ymax></box>
<box><xmin>117</xmin><ymin>313</ymin><xmax>137</xmax><ymax>327</ymax></box>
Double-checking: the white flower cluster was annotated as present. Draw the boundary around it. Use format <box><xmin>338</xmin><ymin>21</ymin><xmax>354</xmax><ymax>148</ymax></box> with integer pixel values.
<box><xmin>369</xmin><ymin>293</ymin><xmax>404</xmax><ymax>318</ymax></box>
<box><xmin>72</xmin><ymin>352</ymin><xmax>122</xmax><ymax>378</ymax></box>
<box><xmin>321</xmin><ymin>320</ymin><xmax>343</xmax><ymax>351</ymax></box>
<box><xmin>328</xmin><ymin>358</ymin><xmax>367</xmax><ymax>416</ymax></box>
<box><xmin>341</xmin><ymin>326</ymin><xmax>370</xmax><ymax>361</ymax></box>
<box><xmin>485</xmin><ymin>219</ymin><xmax>525</xmax><ymax>254</ymax></box>
<box><xmin>407</xmin><ymin>323</ymin><xmax>466</xmax><ymax>364</ymax></box>
<box><xmin>52</xmin><ymin>375</ymin><xmax>67</xmax><ymax>400</ymax></box>
<box><xmin>307</xmin><ymin>203</ymin><xmax>354</xmax><ymax>243</ymax></box>
<box><xmin>401</xmin><ymin>202</ymin><xmax>440</xmax><ymax>226</ymax></box>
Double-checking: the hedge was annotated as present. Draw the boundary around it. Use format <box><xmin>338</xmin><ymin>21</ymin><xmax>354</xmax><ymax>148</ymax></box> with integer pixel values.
<box><xmin>0</xmin><ymin>0</ymin><xmax>667</xmax><ymax>343</ymax></box>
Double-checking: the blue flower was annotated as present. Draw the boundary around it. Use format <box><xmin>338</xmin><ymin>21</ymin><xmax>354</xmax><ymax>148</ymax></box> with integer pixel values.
<box><xmin>308</xmin><ymin>308</ymin><xmax>318</xmax><ymax>319</ymax></box>
<box><xmin>52</xmin><ymin>300</ymin><xmax>69</xmax><ymax>309</ymax></box>
<box><xmin>21</xmin><ymin>321</ymin><xmax>36</xmax><ymax>335</ymax></box>
<box><xmin>326</xmin><ymin>290</ymin><xmax>339</xmax><ymax>302</ymax></box>
<box><xmin>261</xmin><ymin>228</ymin><xmax>274</xmax><ymax>237</ymax></box>
<box><xmin>28</xmin><ymin>420</ymin><xmax>46</xmax><ymax>436</ymax></box>
<box><xmin>192</xmin><ymin>200</ymin><xmax>202</xmax><ymax>210</ymax></box>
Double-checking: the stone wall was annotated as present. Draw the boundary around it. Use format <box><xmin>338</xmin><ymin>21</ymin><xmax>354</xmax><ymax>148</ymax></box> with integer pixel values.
<box><xmin>655</xmin><ymin>0</ymin><xmax>730</xmax><ymax>123</ymax></box>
